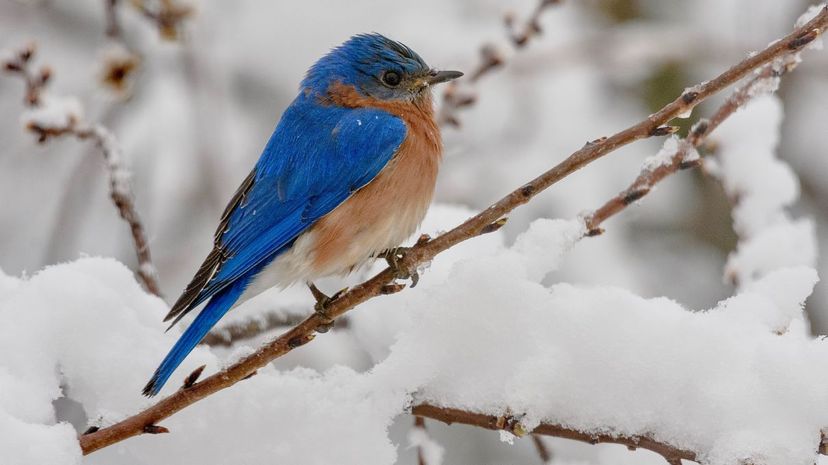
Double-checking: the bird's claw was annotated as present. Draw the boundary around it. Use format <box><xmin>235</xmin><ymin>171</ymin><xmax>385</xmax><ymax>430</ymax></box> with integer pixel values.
<box><xmin>307</xmin><ymin>283</ymin><xmax>348</xmax><ymax>333</ymax></box>
<box><xmin>383</xmin><ymin>246</ymin><xmax>419</xmax><ymax>288</ymax></box>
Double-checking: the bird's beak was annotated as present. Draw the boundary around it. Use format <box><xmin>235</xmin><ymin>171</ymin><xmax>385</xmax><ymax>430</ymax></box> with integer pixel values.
<box><xmin>426</xmin><ymin>69</ymin><xmax>464</xmax><ymax>85</ymax></box>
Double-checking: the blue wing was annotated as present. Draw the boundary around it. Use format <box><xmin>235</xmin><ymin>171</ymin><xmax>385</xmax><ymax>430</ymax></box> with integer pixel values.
<box><xmin>166</xmin><ymin>96</ymin><xmax>407</xmax><ymax>326</ymax></box>
<box><xmin>142</xmin><ymin>96</ymin><xmax>405</xmax><ymax>396</ymax></box>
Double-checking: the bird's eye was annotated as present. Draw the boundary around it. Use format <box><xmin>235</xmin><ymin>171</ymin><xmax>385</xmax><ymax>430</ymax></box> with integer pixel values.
<box><xmin>381</xmin><ymin>70</ymin><xmax>402</xmax><ymax>87</ymax></box>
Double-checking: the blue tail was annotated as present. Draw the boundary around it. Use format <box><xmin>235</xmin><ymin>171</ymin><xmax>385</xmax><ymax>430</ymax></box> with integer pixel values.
<box><xmin>142</xmin><ymin>274</ymin><xmax>251</xmax><ymax>397</ymax></box>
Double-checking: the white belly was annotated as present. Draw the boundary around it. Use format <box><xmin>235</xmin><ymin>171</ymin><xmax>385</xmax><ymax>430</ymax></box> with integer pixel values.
<box><xmin>235</xmin><ymin>199</ymin><xmax>428</xmax><ymax>307</ymax></box>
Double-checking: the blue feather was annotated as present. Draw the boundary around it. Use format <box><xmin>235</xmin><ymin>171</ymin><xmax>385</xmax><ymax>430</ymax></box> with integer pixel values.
<box><xmin>142</xmin><ymin>265</ymin><xmax>260</xmax><ymax>396</ymax></box>
<box><xmin>210</xmin><ymin>99</ymin><xmax>406</xmax><ymax>292</ymax></box>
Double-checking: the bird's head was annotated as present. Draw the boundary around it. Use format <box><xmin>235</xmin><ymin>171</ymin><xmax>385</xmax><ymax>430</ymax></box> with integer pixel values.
<box><xmin>303</xmin><ymin>33</ymin><xmax>462</xmax><ymax>102</ymax></box>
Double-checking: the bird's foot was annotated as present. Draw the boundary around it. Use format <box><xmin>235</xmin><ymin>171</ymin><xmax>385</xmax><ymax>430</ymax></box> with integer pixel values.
<box><xmin>307</xmin><ymin>282</ymin><xmax>348</xmax><ymax>333</ymax></box>
<box><xmin>382</xmin><ymin>246</ymin><xmax>419</xmax><ymax>288</ymax></box>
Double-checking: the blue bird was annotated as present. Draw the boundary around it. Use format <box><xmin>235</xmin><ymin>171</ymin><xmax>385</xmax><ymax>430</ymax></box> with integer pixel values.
<box><xmin>143</xmin><ymin>33</ymin><xmax>462</xmax><ymax>396</ymax></box>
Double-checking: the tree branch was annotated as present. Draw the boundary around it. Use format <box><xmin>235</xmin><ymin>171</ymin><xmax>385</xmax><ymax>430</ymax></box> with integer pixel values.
<box><xmin>2</xmin><ymin>45</ymin><xmax>162</xmax><ymax>297</ymax></box>
<box><xmin>411</xmin><ymin>404</ymin><xmax>696</xmax><ymax>465</ymax></box>
<box><xmin>78</xmin><ymin>7</ymin><xmax>828</xmax><ymax>455</ymax></box>
<box><xmin>531</xmin><ymin>433</ymin><xmax>553</xmax><ymax>463</ymax></box>
<box><xmin>414</xmin><ymin>416</ymin><xmax>428</xmax><ymax>465</ymax></box>
<box><xmin>201</xmin><ymin>310</ymin><xmax>349</xmax><ymax>347</ymax></box>
<box><xmin>583</xmin><ymin>64</ymin><xmax>786</xmax><ymax>236</ymax></box>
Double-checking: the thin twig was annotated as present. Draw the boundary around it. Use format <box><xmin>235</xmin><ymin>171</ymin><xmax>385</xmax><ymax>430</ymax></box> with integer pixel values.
<box><xmin>202</xmin><ymin>311</ymin><xmax>349</xmax><ymax>347</ymax></box>
<box><xmin>2</xmin><ymin>45</ymin><xmax>162</xmax><ymax>297</ymax></box>
<box><xmin>583</xmin><ymin>65</ymin><xmax>786</xmax><ymax>236</ymax></box>
<box><xmin>2</xmin><ymin>43</ymin><xmax>49</xmax><ymax>106</ymax></box>
<box><xmin>105</xmin><ymin>0</ymin><xmax>122</xmax><ymax>38</ymax></box>
<box><xmin>77</xmin><ymin>7</ymin><xmax>828</xmax><ymax>455</ymax></box>
<box><xmin>438</xmin><ymin>0</ymin><xmax>562</xmax><ymax>126</ymax></box>
<box><xmin>412</xmin><ymin>403</ymin><xmax>695</xmax><ymax>465</ymax></box>
<box><xmin>414</xmin><ymin>416</ymin><xmax>428</xmax><ymax>465</ymax></box>
<box><xmin>506</xmin><ymin>0</ymin><xmax>563</xmax><ymax>46</ymax></box>
<box><xmin>531</xmin><ymin>434</ymin><xmax>553</xmax><ymax>463</ymax></box>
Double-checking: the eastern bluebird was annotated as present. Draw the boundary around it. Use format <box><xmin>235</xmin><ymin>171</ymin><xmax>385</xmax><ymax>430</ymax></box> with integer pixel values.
<box><xmin>142</xmin><ymin>33</ymin><xmax>462</xmax><ymax>396</ymax></box>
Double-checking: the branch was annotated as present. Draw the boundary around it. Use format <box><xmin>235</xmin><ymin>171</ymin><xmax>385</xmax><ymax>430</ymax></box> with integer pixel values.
<box><xmin>78</xmin><ymin>7</ymin><xmax>828</xmax><ymax>455</ymax></box>
<box><xmin>414</xmin><ymin>417</ymin><xmax>428</xmax><ymax>465</ymax></box>
<box><xmin>437</xmin><ymin>0</ymin><xmax>562</xmax><ymax>126</ymax></box>
<box><xmin>531</xmin><ymin>434</ymin><xmax>553</xmax><ymax>464</ymax></box>
<box><xmin>411</xmin><ymin>404</ymin><xmax>696</xmax><ymax>465</ymax></box>
<box><xmin>583</xmin><ymin>64</ymin><xmax>786</xmax><ymax>236</ymax></box>
<box><xmin>201</xmin><ymin>310</ymin><xmax>349</xmax><ymax>347</ymax></box>
<box><xmin>2</xmin><ymin>45</ymin><xmax>162</xmax><ymax>297</ymax></box>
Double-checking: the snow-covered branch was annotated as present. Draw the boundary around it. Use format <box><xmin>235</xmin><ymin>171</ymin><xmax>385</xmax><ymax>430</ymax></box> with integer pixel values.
<box><xmin>77</xmin><ymin>6</ymin><xmax>828</xmax><ymax>457</ymax></box>
<box><xmin>2</xmin><ymin>45</ymin><xmax>161</xmax><ymax>297</ymax></box>
<box><xmin>583</xmin><ymin>63</ymin><xmax>793</xmax><ymax>236</ymax></box>
<box><xmin>412</xmin><ymin>404</ymin><xmax>697</xmax><ymax>465</ymax></box>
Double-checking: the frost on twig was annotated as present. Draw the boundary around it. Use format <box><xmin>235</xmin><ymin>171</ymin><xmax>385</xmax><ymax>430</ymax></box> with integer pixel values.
<box><xmin>437</xmin><ymin>0</ymin><xmax>562</xmax><ymax>127</ymax></box>
<box><xmin>2</xmin><ymin>44</ymin><xmax>161</xmax><ymax>297</ymax></box>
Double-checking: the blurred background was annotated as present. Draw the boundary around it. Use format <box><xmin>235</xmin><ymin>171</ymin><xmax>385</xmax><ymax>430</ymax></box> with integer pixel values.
<box><xmin>1</xmin><ymin>0</ymin><xmax>826</xmax><ymax>463</ymax></box>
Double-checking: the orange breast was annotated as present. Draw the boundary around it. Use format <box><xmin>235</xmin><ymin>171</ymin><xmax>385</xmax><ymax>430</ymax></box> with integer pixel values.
<box><xmin>308</xmin><ymin>84</ymin><xmax>442</xmax><ymax>275</ymax></box>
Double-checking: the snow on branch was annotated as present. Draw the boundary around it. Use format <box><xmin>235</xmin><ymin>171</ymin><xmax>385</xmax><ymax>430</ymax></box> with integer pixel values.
<box><xmin>583</xmin><ymin>63</ymin><xmax>792</xmax><ymax>237</ymax></box>
<box><xmin>412</xmin><ymin>404</ymin><xmax>696</xmax><ymax>465</ymax></box>
<box><xmin>77</xmin><ymin>5</ymin><xmax>828</xmax><ymax>458</ymax></box>
<box><xmin>2</xmin><ymin>44</ymin><xmax>162</xmax><ymax>297</ymax></box>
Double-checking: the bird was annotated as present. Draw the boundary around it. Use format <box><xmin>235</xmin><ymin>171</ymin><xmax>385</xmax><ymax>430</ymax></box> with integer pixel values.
<box><xmin>142</xmin><ymin>33</ymin><xmax>462</xmax><ymax>396</ymax></box>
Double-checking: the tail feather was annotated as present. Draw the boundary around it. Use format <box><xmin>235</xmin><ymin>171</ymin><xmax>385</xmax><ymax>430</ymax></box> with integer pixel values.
<box><xmin>142</xmin><ymin>275</ymin><xmax>250</xmax><ymax>397</ymax></box>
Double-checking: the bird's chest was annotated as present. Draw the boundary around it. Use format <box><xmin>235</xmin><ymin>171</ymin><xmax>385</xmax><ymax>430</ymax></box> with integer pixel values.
<box><xmin>308</xmin><ymin>114</ymin><xmax>441</xmax><ymax>276</ymax></box>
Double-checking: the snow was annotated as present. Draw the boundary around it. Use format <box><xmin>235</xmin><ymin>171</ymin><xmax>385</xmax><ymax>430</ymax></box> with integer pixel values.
<box><xmin>19</xmin><ymin>94</ymin><xmax>83</xmax><ymax>130</ymax></box>
<box><xmin>375</xmin><ymin>257</ymin><xmax>822</xmax><ymax>465</ymax></box>
<box><xmin>642</xmin><ymin>135</ymin><xmax>680</xmax><ymax>171</ymax></box>
<box><xmin>797</xmin><ymin>3</ymin><xmax>828</xmax><ymax>28</ymax></box>
<box><xmin>0</xmin><ymin>258</ymin><xmax>400</xmax><ymax>465</ymax></box>
<box><xmin>712</xmin><ymin>95</ymin><xmax>816</xmax><ymax>286</ymax></box>
<box><xmin>407</xmin><ymin>425</ymin><xmax>445</xmax><ymax>465</ymax></box>
<box><xmin>4</xmin><ymin>193</ymin><xmax>823</xmax><ymax>465</ymax></box>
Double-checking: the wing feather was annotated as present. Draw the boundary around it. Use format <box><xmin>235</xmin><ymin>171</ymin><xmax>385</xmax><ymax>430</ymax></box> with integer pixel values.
<box><xmin>163</xmin><ymin>96</ymin><xmax>406</xmax><ymax>324</ymax></box>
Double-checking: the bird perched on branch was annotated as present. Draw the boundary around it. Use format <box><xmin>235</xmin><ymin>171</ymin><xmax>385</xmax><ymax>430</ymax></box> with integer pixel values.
<box><xmin>143</xmin><ymin>33</ymin><xmax>462</xmax><ymax>396</ymax></box>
